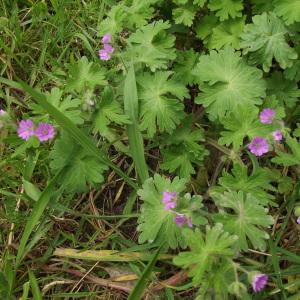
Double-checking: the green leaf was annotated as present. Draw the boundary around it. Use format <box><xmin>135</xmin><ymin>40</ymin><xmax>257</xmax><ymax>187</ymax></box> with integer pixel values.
<box><xmin>66</xmin><ymin>56</ymin><xmax>107</xmax><ymax>93</ymax></box>
<box><xmin>124</xmin><ymin>64</ymin><xmax>149</xmax><ymax>183</ymax></box>
<box><xmin>193</xmin><ymin>46</ymin><xmax>265</xmax><ymax>120</ymax></box>
<box><xmin>50</xmin><ymin>132</ymin><xmax>108</xmax><ymax>193</ymax></box>
<box><xmin>208</xmin><ymin>0</ymin><xmax>243</xmax><ymax>20</ymax></box>
<box><xmin>98</xmin><ymin>4</ymin><xmax>126</xmax><ymax>35</ymax></box>
<box><xmin>241</xmin><ymin>12</ymin><xmax>298</xmax><ymax>72</ymax></box>
<box><xmin>173</xmin><ymin>224</ymin><xmax>237</xmax><ymax>285</ymax></box>
<box><xmin>212</xmin><ymin>163</ymin><xmax>277</xmax><ymax>206</ymax></box>
<box><xmin>138</xmin><ymin>71</ymin><xmax>188</xmax><ymax>137</ymax></box>
<box><xmin>94</xmin><ymin>87</ymin><xmax>130</xmax><ymax>134</ymax></box>
<box><xmin>137</xmin><ymin>174</ymin><xmax>187</xmax><ymax>249</ymax></box>
<box><xmin>31</xmin><ymin>87</ymin><xmax>84</xmax><ymax>124</ymax></box>
<box><xmin>209</xmin><ymin>17</ymin><xmax>245</xmax><ymax>49</ymax></box>
<box><xmin>195</xmin><ymin>14</ymin><xmax>219</xmax><ymax>41</ymax></box>
<box><xmin>28</xmin><ymin>270</ymin><xmax>42</xmax><ymax>300</ymax></box>
<box><xmin>273</xmin><ymin>0</ymin><xmax>300</xmax><ymax>25</ymax></box>
<box><xmin>125</xmin><ymin>20</ymin><xmax>176</xmax><ymax>71</ymax></box>
<box><xmin>173</xmin><ymin>50</ymin><xmax>200</xmax><ymax>85</ymax></box>
<box><xmin>193</xmin><ymin>0</ymin><xmax>206</xmax><ymax>6</ymax></box>
<box><xmin>173</xmin><ymin>4</ymin><xmax>196</xmax><ymax>27</ymax></box>
<box><xmin>211</xmin><ymin>190</ymin><xmax>274</xmax><ymax>251</ymax></box>
<box><xmin>161</xmin><ymin>118</ymin><xmax>208</xmax><ymax>178</ymax></box>
<box><xmin>272</xmin><ymin>136</ymin><xmax>300</xmax><ymax>166</ymax></box>
<box><xmin>266</xmin><ymin>72</ymin><xmax>300</xmax><ymax>108</ymax></box>
<box><xmin>128</xmin><ymin>245</ymin><xmax>163</xmax><ymax>300</ymax></box>
<box><xmin>219</xmin><ymin>105</ymin><xmax>275</xmax><ymax>150</ymax></box>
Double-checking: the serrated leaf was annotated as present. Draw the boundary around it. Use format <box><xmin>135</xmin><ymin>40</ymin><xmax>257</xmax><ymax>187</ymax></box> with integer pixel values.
<box><xmin>209</xmin><ymin>17</ymin><xmax>245</xmax><ymax>49</ymax></box>
<box><xmin>138</xmin><ymin>71</ymin><xmax>188</xmax><ymax>137</ymax></box>
<box><xmin>161</xmin><ymin>118</ymin><xmax>208</xmax><ymax>178</ymax></box>
<box><xmin>94</xmin><ymin>87</ymin><xmax>130</xmax><ymax>134</ymax></box>
<box><xmin>31</xmin><ymin>87</ymin><xmax>84</xmax><ymax>125</ymax></box>
<box><xmin>273</xmin><ymin>0</ymin><xmax>300</xmax><ymax>25</ymax></box>
<box><xmin>137</xmin><ymin>174</ymin><xmax>187</xmax><ymax>249</ymax></box>
<box><xmin>267</xmin><ymin>72</ymin><xmax>300</xmax><ymax>108</ymax></box>
<box><xmin>173</xmin><ymin>50</ymin><xmax>200</xmax><ymax>85</ymax></box>
<box><xmin>212</xmin><ymin>163</ymin><xmax>277</xmax><ymax>206</ymax></box>
<box><xmin>195</xmin><ymin>14</ymin><xmax>219</xmax><ymax>41</ymax></box>
<box><xmin>173</xmin><ymin>224</ymin><xmax>237</xmax><ymax>285</ymax></box>
<box><xmin>272</xmin><ymin>136</ymin><xmax>300</xmax><ymax>166</ymax></box>
<box><xmin>50</xmin><ymin>132</ymin><xmax>108</xmax><ymax>193</ymax></box>
<box><xmin>241</xmin><ymin>12</ymin><xmax>298</xmax><ymax>72</ymax></box>
<box><xmin>208</xmin><ymin>0</ymin><xmax>243</xmax><ymax>20</ymax></box>
<box><xmin>193</xmin><ymin>46</ymin><xmax>265</xmax><ymax>120</ymax></box>
<box><xmin>66</xmin><ymin>57</ymin><xmax>107</xmax><ymax>93</ymax></box>
<box><xmin>173</xmin><ymin>4</ymin><xmax>196</xmax><ymax>27</ymax></box>
<box><xmin>125</xmin><ymin>20</ymin><xmax>176</xmax><ymax>71</ymax></box>
<box><xmin>219</xmin><ymin>105</ymin><xmax>275</xmax><ymax>150</ymax></box>
<box><xmin>211</xmin><ymin>190</ymin><xmax>274</xmax><ymax>251</ymax></box>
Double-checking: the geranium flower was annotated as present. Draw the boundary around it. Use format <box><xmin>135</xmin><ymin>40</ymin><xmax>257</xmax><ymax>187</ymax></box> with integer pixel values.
<box><xmin>17</xmin><ymin>119</ymin><xmax>35</xmax><ymax>141</ymax></box>
<box><xmin>248</xmin><ymin>137</ymin><xmax>269</xmax><ymax>156</ymax></box>
<box><xmin>259</xmin><ymin>108</ymin><xmax>276</xmax><ymax>124</ymax></box>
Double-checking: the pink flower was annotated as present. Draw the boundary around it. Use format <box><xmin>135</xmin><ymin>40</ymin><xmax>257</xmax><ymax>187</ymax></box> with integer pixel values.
<box><xmin>297</xmin><ymin>217</ymin><xmax>300</xmax><ymax>224</ymax></box>
<box><xmin>0</xmin><ymin>109</ymin><xmax>6</xmax><ymax>116</ymax></box>
<box><xmin>17</xmin><ymin>119</ymin><xmax>35</xmax><ymax>140</ymax></box>
<box><xmin>272</xmin><ymin>130</ymin><xmax>283</xmax><ymax>142</ymax></box>
<box><xmin>251</xmin><ymin>273</ymin><xmax>268</xmax><ymax>293</ymax></box>
<box><xmin>102</xmin><ymin>34</ymin><xmax>112</xmax><ymax>44</ymax></box>
<box><xmin>248</xmin><ymin>137</ymin><xmax>269</xmax><ymax>157</ymax></box>
<box><xmin>98</xmin><ymin>49</ymin><xmax>111</xmax><ymax>61</ymax></box>
<box><xmin>162</xmin><ymin>191</ymin><xmax>177</xmax><ymax>210</ymax></box>
<box><xmin>35</xmin><ymin>123</ymin><xmax>55</xmax><ymax>142</ymax></box>
<box><xmin>259</xmin><ymin>108</ymin><xmax>276</xmax><ymax>124</ymax></box>
<box><xmin>103</xmin><ymin>43</ymin><xmax>114</xmax><ymax>54</ymax></box>
<box><xmin>174</xmin><ymin>214</ymin><xmax>193</xmax><ymax>228</ymax></box>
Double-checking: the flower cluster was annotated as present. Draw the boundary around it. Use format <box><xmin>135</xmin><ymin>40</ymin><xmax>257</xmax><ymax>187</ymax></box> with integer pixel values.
<box><xmin>98</xmin><ymin>34</ymin><xmax>115</xmax><ymax>61</ymax></box>
<box><xmin>162</xmin><ymin>191</ymin><xmax>192</xmax><ymax>228</ymax></box>
<box><xmin>248</xmin><ymin>108</ymin><xmax>283</xmax><ymax>157</ymax></box>
<box><xmin>17</xmin><ymin>119</ymin><xmax>55</xmax><ymax>142</ymax></box>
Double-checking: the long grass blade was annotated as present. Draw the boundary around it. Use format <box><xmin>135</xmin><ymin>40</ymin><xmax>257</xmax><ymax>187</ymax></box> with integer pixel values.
<box><xmin>128</xmin><ymin>245</ymin><xmax>163</xmax><ymax>300</ymax></box>
<box><xmin>124</xmin><ymin>64</ymin><xmax>149</xmax><ymax>183</ymax></box>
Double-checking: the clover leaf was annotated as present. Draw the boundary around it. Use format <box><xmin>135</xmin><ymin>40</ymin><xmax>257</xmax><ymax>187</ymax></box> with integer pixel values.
<box><xmin>211</xmin><ymin>190</ymin><xmax>274</xmax><ymax>251</ymax></box>
<box><xmin>138</xmin><ymin>71</ymin><xmax>188</xmax><ymax>137</ymax></box>
<box><xmin>137</xmin><ymin>174</ymin><xmax>187</xmax><ymax>249</ymax></box>
<box><xmin>193</xmin><ymin>46</ymin><xmax>265</xmax><ymax>120</ymax></box>
<box><xmin>241</xmin><ymin>12</ymin><xmax>298</xmax><ymax>72</ymax></box>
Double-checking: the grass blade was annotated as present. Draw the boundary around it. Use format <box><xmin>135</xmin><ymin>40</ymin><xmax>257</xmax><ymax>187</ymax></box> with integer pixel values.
<box><xmin>128</xmin><ymin>245</ymin><xmax>163</xmax><ymax>300</ymax></box>
<box><xmin>124</xmin><ymin>64</ymin><xmax>149</xmax><ymax>183</ymax></box>
<box><xmin>28</xmin><ymin>270</ymin><xmax>42</xmax><ymax>300</ymax></box>
<box><xmin>16</xmin><ymin>168</ymin><xmax>66</xmax><ymax>267</ymax></box>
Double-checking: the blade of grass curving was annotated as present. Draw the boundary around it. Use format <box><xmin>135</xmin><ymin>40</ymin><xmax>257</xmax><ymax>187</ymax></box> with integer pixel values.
<box><xmin>124</xmin><ymin>64</ymin><xmax>149</xmax><ymax>183</ymax></box>
<box><xmin>0</xmin><ymin>77</ymin><xmax>138</xmax><ymax>190</ymax></box>
<box><xmin>15</xmin><ymin>168</ymin><xmax>67</xmax><ymax>267</ymax></box>
<box><xmin>128</xmin><ymin>245</ymin><xmax>163</xmax><ymax>300</ymax></box>
<box><xmin>28</xmin><ymin>270</ymin><xmax>42</xmax><ymax>300</ymax></box>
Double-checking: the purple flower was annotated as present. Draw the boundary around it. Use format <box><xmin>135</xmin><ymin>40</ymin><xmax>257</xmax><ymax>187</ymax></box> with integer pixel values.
<box><xmin>252</xmin><ymin>273</ymin><xmax>268</xmax><ymax>293</ymax></box>
<box><xmin>102</xmin><ymin>34</ymin><xmax>112</xmax><ymax>44</ymax></box>
<box><xmin>17</xmin><ymin>119</ymin><xmax>35</xmax><ymax>141</ymax></box>
<box><xmin>162</xmin><ymin>191</ymin><xmax>177</xmax><ymax>210</ymax></box>
<box><xmin>35</xmin><ymin>123</ymin><xmax>55</xmax><ymax>142</ymax></box>
<box><xmin>248</xmin><ymin>137</ymin><xmax>269</xmax><ymax>157</ymax></box>
<box><xmin>0</xmin><ymin>109</ymin><xmax>6</xmax><ymax>116</ymax></box>
<box><xmin>297</xmin><ymin>217</ymin><xmax>300</xmax><ymax>224</ymax></box>
<box><xmin>103</xmin><ymin>43</ymin><xmax>114</xmax><ymax>54</ymax></box>
<box><xmin>98</xmin><ymin>49</ymin><xmax>111</xmax><ymax>61</ymax></box>
<box><xmin>272</xmin><ymin>130</ymin><xmax>283</xmax><ymax>142</ymax></box>
<box><xmin>174</xmin><ymin>214</ymin><xmax>193</xmax><ymax>228</ymax></box>
<box><xmin>259</xmin><ymin>108</ymin><xmax>276</xmax><ymax>124</ymax></box>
